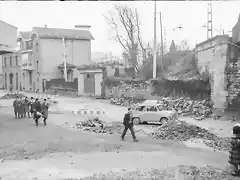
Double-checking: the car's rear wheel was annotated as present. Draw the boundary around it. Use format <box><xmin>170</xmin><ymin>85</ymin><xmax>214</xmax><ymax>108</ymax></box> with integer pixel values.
<box><xmin>160</xmin><ymin>117</ymin><xmax>168</xmax><ymax>124</ymax></box>
<box><xmin>133</xmin><ymin>117</ymin><xmax>141</xmax><ymax>125</ymax></box>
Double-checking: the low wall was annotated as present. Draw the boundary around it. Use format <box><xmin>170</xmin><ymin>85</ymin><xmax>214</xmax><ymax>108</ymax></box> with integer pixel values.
<box><xmin>46</xmin><ymin>78</ymin><xmax>78</xmax><ymax>91</ymax></box>
<box><xmin>103</xmin><ymin>77</ymin><xmax>211</xmax><ymax>101</ymax></box>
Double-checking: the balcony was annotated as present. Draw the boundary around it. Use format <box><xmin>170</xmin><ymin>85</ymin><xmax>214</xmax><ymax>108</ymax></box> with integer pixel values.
<box><xmin>21</xmin><ymin>52</ymin><xmax>34</xmax><ymax>71</ymax></box>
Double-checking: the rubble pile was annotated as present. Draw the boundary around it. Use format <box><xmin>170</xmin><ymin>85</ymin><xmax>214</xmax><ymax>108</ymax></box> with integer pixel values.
<box><xmin>78</xmin><ymin>166</ymin><xmax>232</xmax><ymax>180</ymax></box>
<box><xmin>108</xmin><ymin>81</ymin><xmax>149</xmax><ymax>106</ymax></box>
<box><xmin>160</xmin><ymin>97</ymin><xmax>213</xmax><ymax>120</ymax></box>
<box><xmin>152</xmin><ymin>120</ymin><xmax>230</xmax><ymax>151</ymax></box>
<box><xmin>75</xmin><ymin>117</ymin><xmax>124</xmax><ymax>134</ymax></box>
<box><xmin>110</xmin><ymin>95</ymin><xmax>213</xmax><ymax>120</ymax></box>
<box><xmin>0</xmin><ymin>92</ymin><xmax>27</xmax><ymax>100</ymax></box>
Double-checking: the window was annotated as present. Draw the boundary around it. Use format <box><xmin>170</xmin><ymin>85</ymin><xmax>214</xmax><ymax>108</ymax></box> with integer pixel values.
<box><xmin>36</xmin><ymin>42</ymin><xmax>38</xmax><ymax>52</ymax></box>
<box><xmin>26</xmin><ymin>40</ymin><xmax>33</xmax><ymax>50</ymax></box>
<box><xmin>136</xmin><ymin>106</ymin><xmax>145</xmax><ymax>111</ymax></box>
<box><xmin>29</xmin><ymin>71</ymin><xmax>32</xmax><ymax>85</ymax></box>
<box><xmin>149</xmin><ymin>106</ymin><xmax>158</xmax><ymax>112</ymax></box>
<box><xmin>16</xmin><ymin>56</ymin><xmax>18</xmax><ymax>66</ymax></box>
<box><xmin>4</xmin><ymin>58</ymin><xmax>6</xmax><ymax>67</ymax></box>
<box><xmin>10</xmin><ymin>57</ymin><xmax>12</xmax><ymax>66</ymax></box>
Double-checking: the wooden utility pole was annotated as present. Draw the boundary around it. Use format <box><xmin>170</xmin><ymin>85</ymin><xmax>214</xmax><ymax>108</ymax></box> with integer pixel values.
<box><xmin>153</xmin><ymin>0</ymin><xmax>157</xmax><ymax>79</ymax></box>
<box><xmin>159</xmin><ymin>12</ymin><xmax>164</xmax><ymax>74</ymax></box>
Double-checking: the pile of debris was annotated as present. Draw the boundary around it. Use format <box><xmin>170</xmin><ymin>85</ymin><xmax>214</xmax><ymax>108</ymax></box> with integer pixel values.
<box><xmin>79</xmin><ymin>166</ymin><xmax>232</xmax><ymax>180</ymax></box>
<box><xmin>151</xmin><ymin>120</ymin><xmax>230</xmax><ymax>151</ymax></box>
<box><xmin>110</xmin><ymin>96</ymin><xmax>213</xmax><ymax>120</ymax></box>
<box><xmin>75</xmin><ymin>117</ymin><xmax>124</xmax><ymax>134</ymax></box>
<box><xmin>160</xmin><ymin>97</ymin><xmax>213</xmax><ymax>120</ymax></box>
<box><xmin>0</xmin><ymin>91</ymin><xmax>27</xmax><ymax>100</ymax></box>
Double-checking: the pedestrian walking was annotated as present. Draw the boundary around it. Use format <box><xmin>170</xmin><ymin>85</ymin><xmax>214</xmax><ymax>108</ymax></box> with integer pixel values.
<box><xmin>13</xmin><ymin>96</ymin><xmax>20</xmax><ymax>119</ymax></box>
<box><xmin>33</xmin><ymin>98</ymin><xmax>42</xmax><ymax>126</ymax></box>
<box><xmin>23</xmin><ymin>97</ymin><xmax>30</xmax><ymax>118</ymax></box>
<box><xmin>41</xmin><ymin>99</ymin><xmax>49</xmax><ymax>126</ymax></box>
<box><xmin>121</xmin><ymin>107</ymin><xmax>138</xmax><ymax>142</ymax></box>
<box><xmin>19</xmin><ymin>97</ymin><xmax>25</xmax><ymax>118</ymax></box>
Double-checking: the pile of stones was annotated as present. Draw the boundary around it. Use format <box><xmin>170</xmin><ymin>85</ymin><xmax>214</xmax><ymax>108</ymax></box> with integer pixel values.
<box><xmin>76</xmin><ymin>166</ymin><xmax>233</xmax><ymax>180</ymax></box>
<box><xmin>151</xmin><ymin>120</ymin><xmax>230</xmax><ymax>152</ymax></box>
<box><xmin>75</xmin><ymin>117</ymin><xmax>124</xmax><ymax>135</ymax></box>
<box><xmin>0</xmin><ymin>91</ymin><xmax>27</xmax><ymax>100</ymax></box>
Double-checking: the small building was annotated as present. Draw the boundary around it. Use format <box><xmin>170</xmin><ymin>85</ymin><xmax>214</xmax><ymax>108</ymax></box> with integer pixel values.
<box><xmin>76</xmin><ymin>65</ymin><xmax>106</xmax><ymax>97</ymax></box>
<box><xmin>0</xmin><ymin>20</ymin><xmax>18</xmax><ymax>88</ymax></box>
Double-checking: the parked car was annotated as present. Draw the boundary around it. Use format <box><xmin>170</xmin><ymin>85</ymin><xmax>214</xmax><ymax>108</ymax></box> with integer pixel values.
<box><xmin>131</xmin><ymin>100</ymin><xmax>178</xmax><ymax>124</ymax></box>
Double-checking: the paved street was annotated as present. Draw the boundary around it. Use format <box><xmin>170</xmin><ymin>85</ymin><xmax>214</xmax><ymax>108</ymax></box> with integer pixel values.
<box><xmin>0</xmin><ymin>95</ymin><xmax>230</xmax><ymax>179</ymax></box>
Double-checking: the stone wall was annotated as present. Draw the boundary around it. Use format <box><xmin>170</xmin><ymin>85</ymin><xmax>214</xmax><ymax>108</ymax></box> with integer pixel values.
<box><xmin>226</xmin><ymin>43</ymin><xmax>240</xmax><ymax>109</ymax></box>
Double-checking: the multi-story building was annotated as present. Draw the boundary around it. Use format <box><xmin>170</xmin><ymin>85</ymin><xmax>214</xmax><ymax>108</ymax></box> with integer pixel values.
<box><xmin>2</xmin><ymin>52</ymin><xmax>22</xmax><ymax>90</ymax></box>
<box><xmin>0</xmin><ymin>20</ymin><xmax>18</xmax><ymax>88</ymax></box>
<box><xmin>16</xmin><ymin>26</ymin><xmax>94</xmax><ymax>92</ymax></box>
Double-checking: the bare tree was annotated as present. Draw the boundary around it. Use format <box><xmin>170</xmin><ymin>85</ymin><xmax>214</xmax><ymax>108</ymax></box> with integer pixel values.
<box><xmin>104</xmin><ymin>4</ymin><xmax>145</xmax><ymax>74</ymax></box>
<box><xmin>176</xmin><ymin>40</ymin><xmax>190</xmax><ymax>51</ymax></box>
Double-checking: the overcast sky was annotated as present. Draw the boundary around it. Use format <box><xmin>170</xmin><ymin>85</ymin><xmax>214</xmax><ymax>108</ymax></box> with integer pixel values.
<box><xmin>0</xmin><ymin>1</ymin><xmax>239</xmax><ymax>57</ymax></box>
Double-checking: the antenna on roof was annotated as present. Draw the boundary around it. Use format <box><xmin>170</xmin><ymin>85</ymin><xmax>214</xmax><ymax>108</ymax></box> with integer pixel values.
<box><xmin>75</xmin><ymin>25</ymin><xmax>91</xmax><ymax>30</ymax></box>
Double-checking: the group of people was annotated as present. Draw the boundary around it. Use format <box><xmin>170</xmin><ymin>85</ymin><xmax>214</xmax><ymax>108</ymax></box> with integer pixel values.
<box><xmin>13</xmin><ymin>96</ymin><xmax>49</xmax><ymax>126</ymax></box>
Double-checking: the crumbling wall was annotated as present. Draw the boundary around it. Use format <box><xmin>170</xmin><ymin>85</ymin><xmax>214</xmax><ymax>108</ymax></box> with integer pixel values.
<box><xmin>226</xmin><ymin>42</ymin><xmax>240</xmax><ymax>109</ymax></box>
<box><xmin>210</xmin><ymin>43</ymin><xmax>229</xmax><ymax>109</ymax></box>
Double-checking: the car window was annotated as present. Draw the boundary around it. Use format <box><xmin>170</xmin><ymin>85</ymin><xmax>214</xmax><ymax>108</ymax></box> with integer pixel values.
<box><xmin>136</xmin><ymin>106</ymin><xmax>145</xmax><ymax>111</ymax></box>
<box><xmin>143</xmin><ymin>106</ymin><xmax>149</xmax><ymax>111</ymax></box>
<box><xmin>149</xmin><ymin>106</ymin><xmax>158</xmax><ymax>112</ymax></box>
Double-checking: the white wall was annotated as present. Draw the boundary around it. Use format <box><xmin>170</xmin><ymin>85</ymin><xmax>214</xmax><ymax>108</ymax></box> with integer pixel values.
<box><xmin>0</xmin><ymin>21</ymin><xmax>17</xmax><ymax>48</ymax></box>
<box><xmin>39</xmin><ymin>38</ymin><xmax>92</xmax><ymax>80</ymax></box>
<box><xmin>95</xmin><ymin>73</ymin><xmax>102</xmax><ymax>96</ymax></box>
<box><xmin>78</xmin><ymin>73</ymin><xmax>84</xmax><ymax>95</ymax></box>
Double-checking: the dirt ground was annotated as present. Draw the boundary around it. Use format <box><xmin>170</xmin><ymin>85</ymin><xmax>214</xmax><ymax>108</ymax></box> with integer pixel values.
<box><xmin>0</xmin><ymin>92</ymin><xmax>235</xmax><ymax>180</ymax></box>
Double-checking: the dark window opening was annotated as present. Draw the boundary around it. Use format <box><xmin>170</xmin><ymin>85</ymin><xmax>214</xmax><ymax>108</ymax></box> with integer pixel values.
<box><xmin>16</xmin><ymin>56</ymin><xmax>18</xmax><ymax>66</ymax></box>
<box><xmin>29</xmin><ymin>71</ymin><xmax>32</xmax><ymax>85</ymax></box>
<box><xmin>4</xmin><ymin>58</ymin><xmax>6</xmax><ymax>67</ymax></box>
<box><xmin>10</xmin><ymin>57</ymin><xmax>12</xmax><ymax>66</ymax></box>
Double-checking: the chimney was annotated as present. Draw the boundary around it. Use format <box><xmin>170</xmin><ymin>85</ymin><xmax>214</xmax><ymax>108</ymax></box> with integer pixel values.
<box><xmin>75</xmin><ymin>25</ymin><xmax>91</xmax><ymax>30</ymax></box>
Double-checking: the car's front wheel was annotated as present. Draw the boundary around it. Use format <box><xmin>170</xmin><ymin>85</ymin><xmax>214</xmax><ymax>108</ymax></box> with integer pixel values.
<box><xmin>160</xmin><ymin>117</ymin><xmax>168</xmax><ymax>124</ymax></box>
<box><xmin>133</xmin><ymin>117</ymin><xmax>141</xmax><ymax>125</ymax></box>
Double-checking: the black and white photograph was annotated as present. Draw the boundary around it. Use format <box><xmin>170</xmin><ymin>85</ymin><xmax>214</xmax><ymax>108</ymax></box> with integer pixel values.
<box><xmin>0</xmin><ymin>0</ymin><xmax>240</xmax><ymax>179</ymax></box>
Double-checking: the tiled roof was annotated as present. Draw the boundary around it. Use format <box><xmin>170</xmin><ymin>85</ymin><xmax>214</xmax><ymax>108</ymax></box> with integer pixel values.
<box><xmin>32</xmin><ymin>27</ymin><xmax>94</xmax><ymax>40</ymax></box>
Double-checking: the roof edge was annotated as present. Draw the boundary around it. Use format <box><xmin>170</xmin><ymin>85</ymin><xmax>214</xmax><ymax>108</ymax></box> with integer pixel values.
<box><xmin>196</xmin><ymin>35</ymin><xmax>229</xmax><ymax>47</ymax></box>
<box><xmin>0</xmin><ymin>20</ymin><xmax>18</xmax><ymax>29</ymax></box>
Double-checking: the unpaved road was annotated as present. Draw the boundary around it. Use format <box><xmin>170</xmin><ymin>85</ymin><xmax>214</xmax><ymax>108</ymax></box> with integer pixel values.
<box><xmin>0</xmin><ymin>94</ymin><xmax>231</xmax><ymax>179</ymax></box>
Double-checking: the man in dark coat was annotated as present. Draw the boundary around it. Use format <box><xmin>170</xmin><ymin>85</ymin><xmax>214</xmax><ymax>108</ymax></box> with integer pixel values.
<box><xmin>121</xmin><ymin>107</ymin><xmax>138</xmax><ymax>142</ymax></box>
<box><xmin>29</xmin><ymin>97</ymin><xmax>35</xmax><ymax>118</ymax></box>
<box><xmin>13</xmin><ymin>96</ymin><xmax>20</xmax><ymax>119</ymax></box>
<box><xmin>23</xmin><ymin>97</ymin><xmax>30</xmax><ymax>118</ymax></box>
<box><xmin>33</xmin><ymin>98</ymin><xmax>42</xmax><ymax>126</ymax></box>
<box><xmin>41</xmin><ymin>99</ymin><xmax>49</xmax><ymax>126</ymax></box>
<box><xmin>229</xmin><ymin>123</ymin><xmax>240</xmax><ymax>177</ymax></box>
<box><xmin>19</xmin><ymin>97</ymin><xmax>25</xmax><ymax>119</ymax></box>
